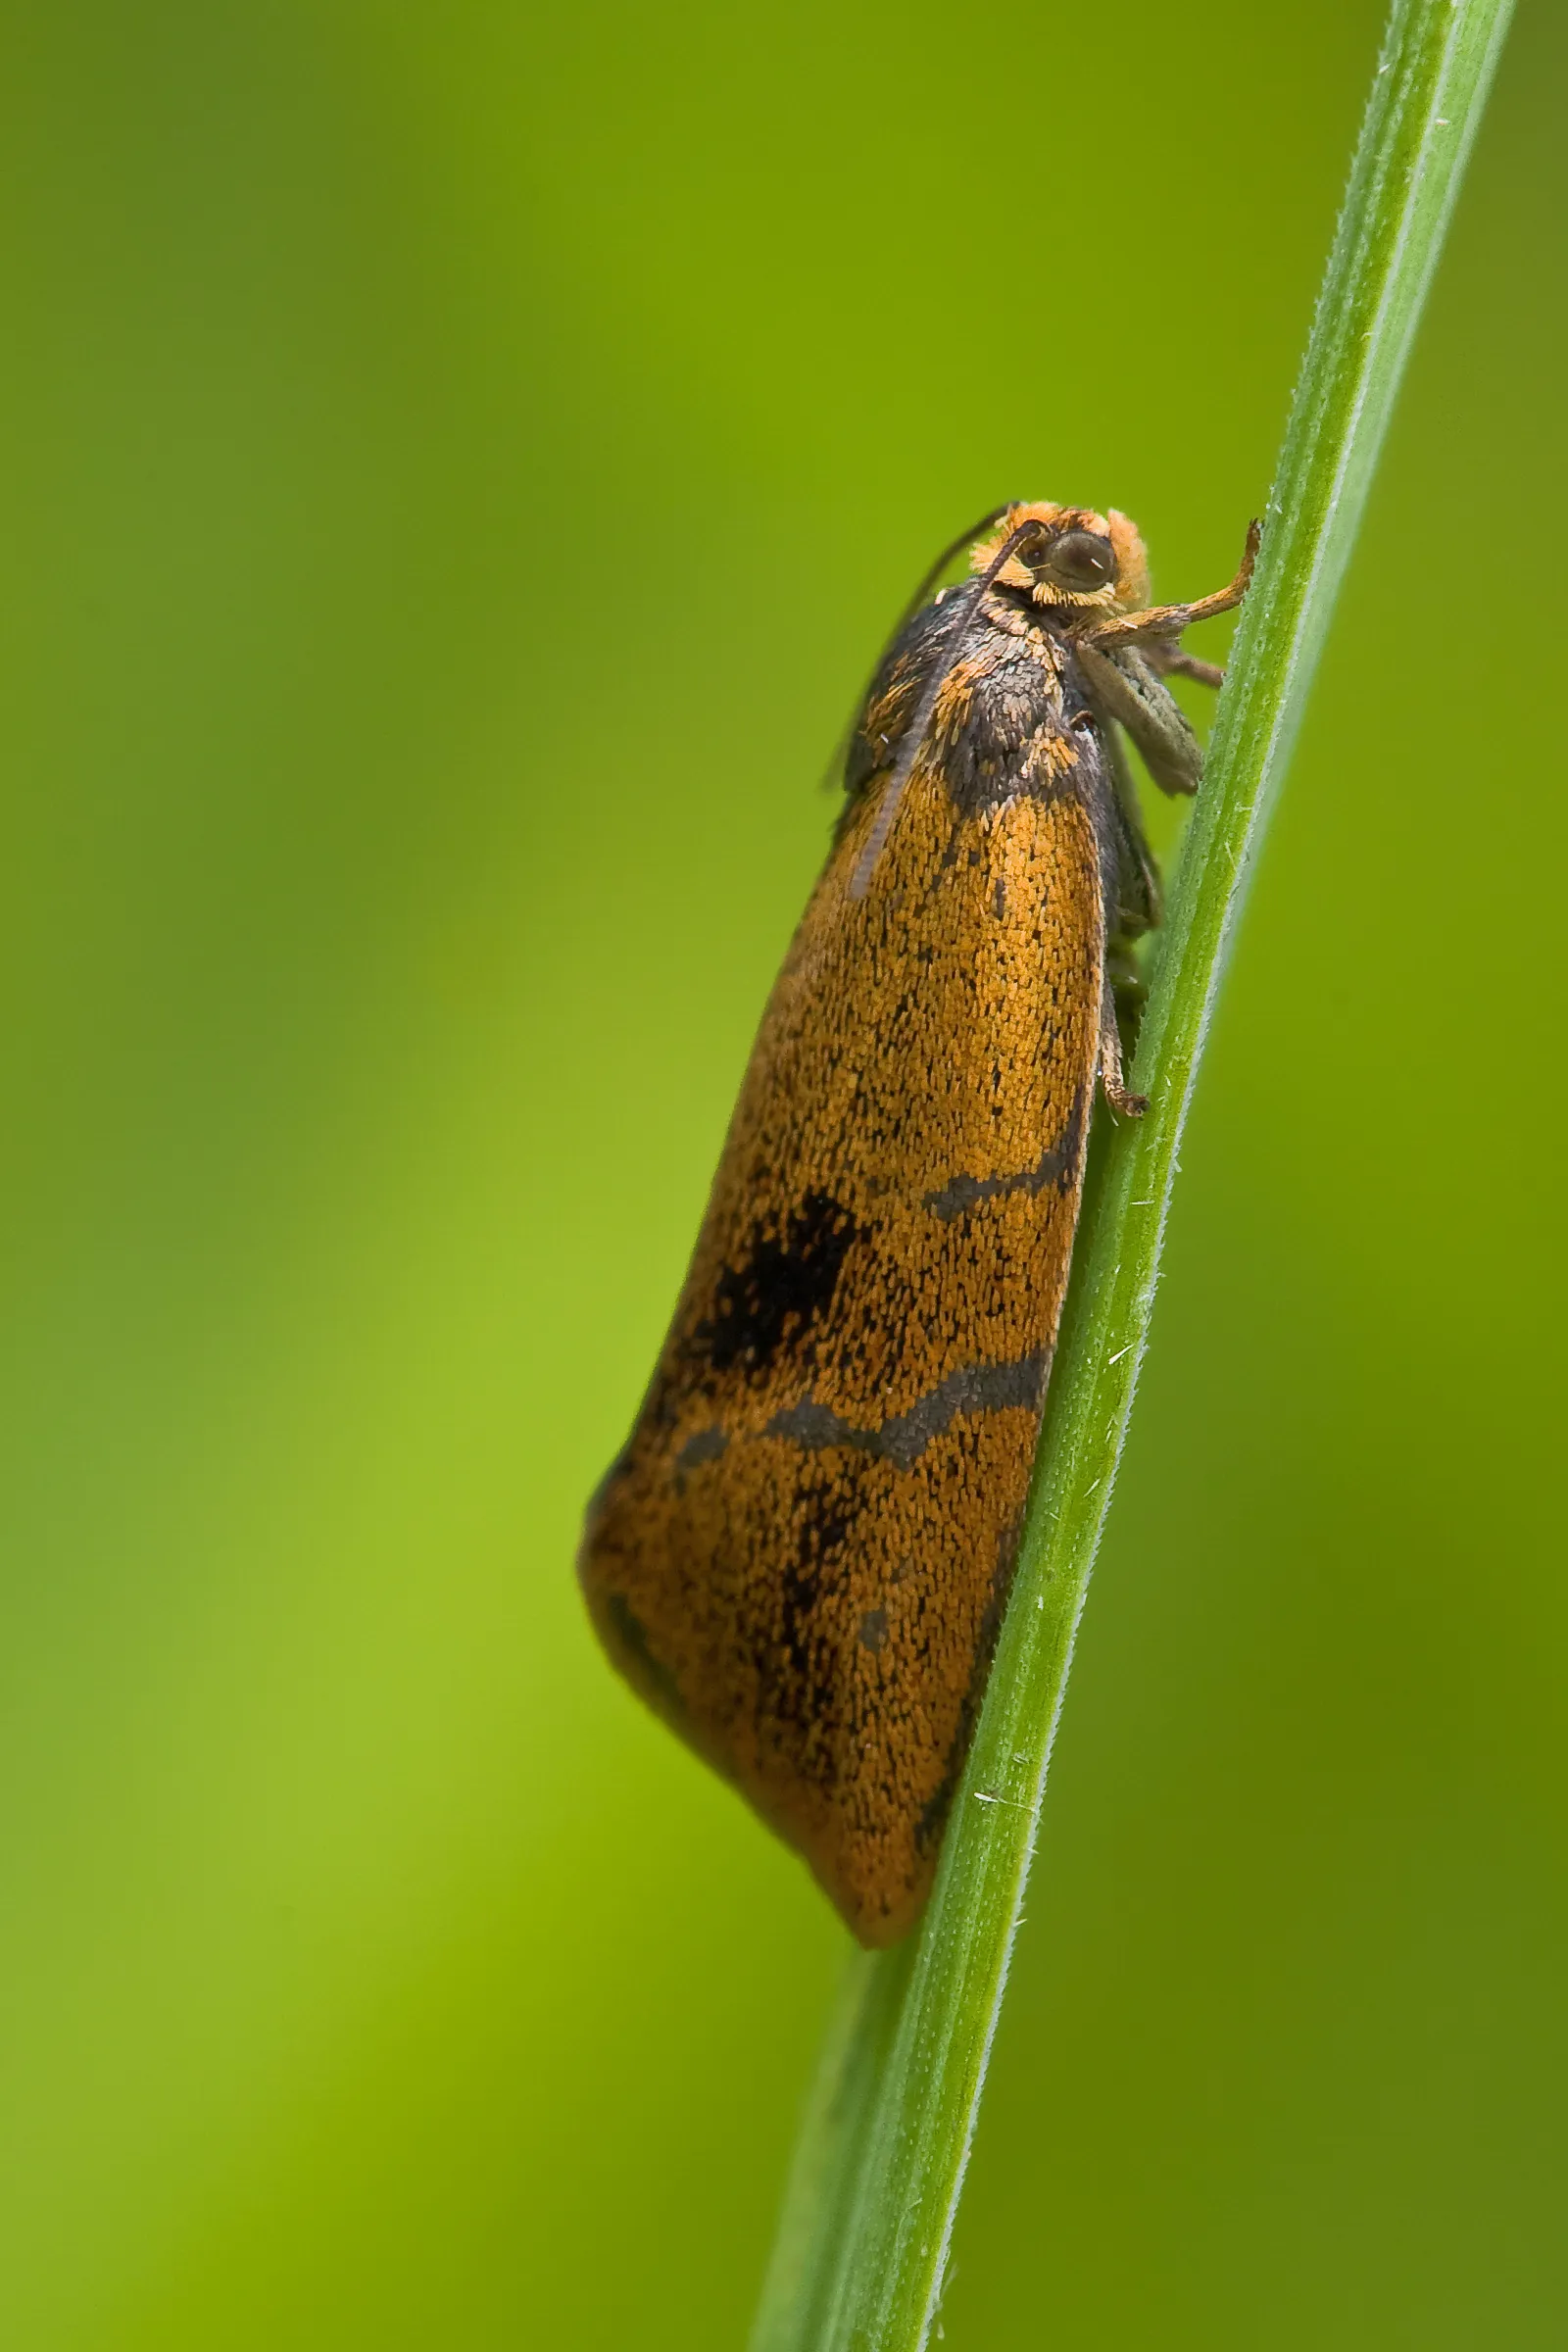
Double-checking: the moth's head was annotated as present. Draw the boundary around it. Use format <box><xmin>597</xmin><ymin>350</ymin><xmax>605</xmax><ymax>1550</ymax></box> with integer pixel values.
<box><xmin>971</xmin><ymin>502</ymin><xmax>1151</xmax><ymax>614</ymax></box>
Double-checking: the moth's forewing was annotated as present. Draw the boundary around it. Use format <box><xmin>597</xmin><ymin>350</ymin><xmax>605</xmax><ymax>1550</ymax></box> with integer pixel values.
<box><xmin>580</xmin><ymin>746</ymin><xmax>1103</xmax><ymax>1946</ymax></box>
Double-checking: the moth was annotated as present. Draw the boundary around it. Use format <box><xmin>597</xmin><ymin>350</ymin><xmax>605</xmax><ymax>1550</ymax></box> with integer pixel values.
<box><xmin>580</xmin><ymin>502</ymin><xmax>1255</xmax><ymax>1945</ymax></box>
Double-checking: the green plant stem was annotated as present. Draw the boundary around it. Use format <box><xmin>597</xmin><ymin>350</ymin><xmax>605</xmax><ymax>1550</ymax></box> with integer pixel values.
<box><xmin>749</xmin><ymin>3</ymin><xmax>1514</xmax><ymax>2346</ymax></box>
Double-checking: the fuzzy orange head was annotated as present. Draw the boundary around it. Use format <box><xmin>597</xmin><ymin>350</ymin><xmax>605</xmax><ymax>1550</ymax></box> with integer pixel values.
<box><xmin>970</xmin><ymin>501</ymin><xmax>1152</xmax><ymax>614</ymax></box>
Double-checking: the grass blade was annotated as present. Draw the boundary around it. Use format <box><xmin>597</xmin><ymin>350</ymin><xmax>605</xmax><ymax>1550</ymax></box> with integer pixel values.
<box><xmin>750</xmin><ymin>3</ymin><xmax>1515</xmax><ymax>2345</ymax></box>
<box><xmin>748</xmin><ymin>1948</ymin><xmax>911</xmax><ymax>2352</ymax></box>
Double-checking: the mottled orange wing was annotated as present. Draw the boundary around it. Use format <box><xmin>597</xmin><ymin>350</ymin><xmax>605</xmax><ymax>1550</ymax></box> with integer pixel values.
<box><xmin>580</xmin><ymin>737</ymin><xmax>1103</xmax><ymax>1945</ymax></box>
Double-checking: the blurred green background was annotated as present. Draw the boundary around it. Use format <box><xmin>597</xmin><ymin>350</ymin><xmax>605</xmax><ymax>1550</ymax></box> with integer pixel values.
<box><xmin>2</xmin><ymin>2</ymin><xmax>1563</xmax><ymax>2344</ymax></box>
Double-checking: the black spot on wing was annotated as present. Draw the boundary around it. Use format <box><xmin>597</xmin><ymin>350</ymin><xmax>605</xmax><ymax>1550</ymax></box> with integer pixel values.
<box><xmin>762</xmin><ymin>1350</ymin><xmax>1049</xmax><ymax>1473</ymax></box>
<box><xmin>695</xmin><ymin>1192</ymin><xmax>867</xmax><ymax>1377</ymax></box>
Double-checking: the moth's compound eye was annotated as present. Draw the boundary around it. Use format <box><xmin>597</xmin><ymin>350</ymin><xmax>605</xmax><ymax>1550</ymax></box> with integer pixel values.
<box><xmin>1039</xmin><ymin>529</ymin><xmax>1118</xmax><ymax>590</ymax></box>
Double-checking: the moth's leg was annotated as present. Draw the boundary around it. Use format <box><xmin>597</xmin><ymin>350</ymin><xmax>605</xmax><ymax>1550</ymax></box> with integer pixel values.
<box><xmin>1102</xmin><ymin>722</ymin><xmax>1162</xmax><ymax>932</ymax></box>
<box><xmin>1080</xmin><ymin>518</ymin><xmax>1260</xmax><ymax>662</ymax></box>
<box><xmin>1147</xmin><ymin>645</ymin><xmax>1225</xmax><ymax>690</ymax></box>
<box><xmin>1078</xmin><ymin>640</ymin><xmax>1204</xmax><ymax>797</ymax></box>
<box><xmin>1098</xmin><ymin>979</ymin><xmax>1149</xmax><ymax>1118</ymax></box>
<box><xmin>1106</xmin><ymin>933</ymin><xmax>1148</xmax><ymax>1064</ymax></box>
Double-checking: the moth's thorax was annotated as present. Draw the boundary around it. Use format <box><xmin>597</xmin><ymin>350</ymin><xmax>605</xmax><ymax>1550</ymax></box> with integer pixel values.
<box><xmin>865</xmin><ymin>590</ymin><xmax>1097</xmax><ymax>821</ymax></box>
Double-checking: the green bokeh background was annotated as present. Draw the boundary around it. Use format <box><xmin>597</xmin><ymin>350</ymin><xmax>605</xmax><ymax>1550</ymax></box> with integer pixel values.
<box><xmin>3</xmin><ymin>3</ymin><xmax>1563</xmax><ymax>2344</ymax></box>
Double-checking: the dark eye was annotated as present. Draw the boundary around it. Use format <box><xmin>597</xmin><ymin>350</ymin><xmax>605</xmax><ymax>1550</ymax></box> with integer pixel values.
<box><xmin>1039</xmin><ymin>529</ymin><xmax>1117</xmax><ymax>591</ymax></box>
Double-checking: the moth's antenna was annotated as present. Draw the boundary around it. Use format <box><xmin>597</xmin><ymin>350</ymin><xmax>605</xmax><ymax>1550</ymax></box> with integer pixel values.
<box><xmin>849</xmin><ymin>514</ymin><xmax>1051</xmax><ymax>900</ymax></box>
<box><xmin>820</xmin><ymin>504</ymin><xmax>1012</xmax><ymax>800</ymax></box>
